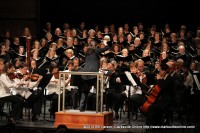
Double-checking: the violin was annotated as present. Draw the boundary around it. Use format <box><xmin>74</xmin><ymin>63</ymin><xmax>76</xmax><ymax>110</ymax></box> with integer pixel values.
<box><xmin>14</xmin><ymin>72</ymin><xmax>40</xmax><ymax>81</ymax></box>
<box><xmin>8</xmin><ymin>73</ymin><xmax>18</xmax><ymax>80</ymax></box>
<box><xmin>16</xmin><ymin>73</ymin><xmax>24</xmax><ymax>79</ymax></box>
<box><xmin>8</xmin><ymin>73</ymin><xmax>25</xmax><ymax>80</ymax></box>
<box><xmin>29</xmin><ymin>74</ymin><xmax>40</xmax><ymax>81</ymax></box>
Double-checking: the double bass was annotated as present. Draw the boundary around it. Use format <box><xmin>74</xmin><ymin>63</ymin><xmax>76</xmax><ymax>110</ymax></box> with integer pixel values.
<box><xmin>140</xmin><ymin>84</ymin><xmax>161</xmax><ymax>113</ymax></box>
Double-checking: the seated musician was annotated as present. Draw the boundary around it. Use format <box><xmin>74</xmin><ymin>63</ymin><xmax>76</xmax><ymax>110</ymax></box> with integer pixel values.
<box><xmin>112</xmin><ymin>62</ymin><xmax>144</xmax><ymax>120</ymax></box>
<box><xmin>0</xmin><ymin>62</ymin><xmax>24</xmax><ymax>123</ymax></box>
<box><xmin>45</xmin><ymin>62</ymin><xmax>70</xmax><ymax>118</ymax></box>
<box><xmin>145</xmin><ymin>63</ymin><xmax>175</xmax><ymax>127</ymax></box>
<box><xmin>0</xmin><ymin>58</ymin><xmax>4</xmax><ymax>74</ymax></box>
<box><xmin>129</xmin><ymin>63</ymin><xmax>146</xmax><ymax>119</ymax></box>
<box><xmin>86</xmin><ymin>58</ymin><xmax>109</xmax><ymax>111</ymax></box>
<box><xmin>13</xmin><ymin>62</ymin><xmax>43</xmax><ymax>121</ymax></box>
<box><xmin>63</xmin><ymin>60</ymin><xmax>79</xmax><ymax>109</ymax></box>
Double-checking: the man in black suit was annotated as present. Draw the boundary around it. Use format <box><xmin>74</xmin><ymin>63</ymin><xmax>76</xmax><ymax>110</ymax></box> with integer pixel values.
<box><xmin>145</xmin><ymin>63</ymin><xmax>175</xmax><ymax>127</ymax></box>
<box><xmin>78</xmin><ymin>40</ymin><xmax>110</xmax><ymax>112</ymax></box>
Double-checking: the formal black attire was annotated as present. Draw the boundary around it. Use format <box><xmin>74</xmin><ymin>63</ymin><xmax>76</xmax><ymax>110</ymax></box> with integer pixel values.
<box><xmin>145</xmin><ymin>74</ymin><xmax>175</xmax><ymax>126</ymax></box>
<box><xmin>78</xmin><ymin>45</ymin><xmax>110</xmax><ymax>111</ymax></box>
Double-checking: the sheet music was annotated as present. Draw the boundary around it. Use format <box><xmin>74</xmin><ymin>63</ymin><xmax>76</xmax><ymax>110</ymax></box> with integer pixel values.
<box><xmin>193</xmin><ymin>75</ymin><xmax>200</xmax><ymax>90</ymax></box>
<box><xmin>125</xmin><ymin>71</ymin><xmax>137</xmax><ymax>86</ymax></box>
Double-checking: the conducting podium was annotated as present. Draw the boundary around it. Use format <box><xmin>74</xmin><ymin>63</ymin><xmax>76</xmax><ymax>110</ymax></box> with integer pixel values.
<box><xmin>54</xmin><ymin>71</ymin><xmax>113</xmax><ymax>131</ymax></box>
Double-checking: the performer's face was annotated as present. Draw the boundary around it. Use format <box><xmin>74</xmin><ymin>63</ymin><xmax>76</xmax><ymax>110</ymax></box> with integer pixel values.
<box><xmin>7</xmin><ymin>66</ymin><xmax>15</xmax><ymax>74</ymax></box>
<box><xmin>159</xmin><ymin>69</ymin><xmax>167</xmax><ymax>77</ymax></box>
<box><xmin>20</xmin><ymin>66</ymin><xmax>28</xmax><ymax>75</ymax></box>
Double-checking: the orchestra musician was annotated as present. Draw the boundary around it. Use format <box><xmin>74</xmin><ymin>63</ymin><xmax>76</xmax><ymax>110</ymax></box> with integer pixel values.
<box><xmin>105</xmin><ymin>60</ymin><xmax>123</xmax><ymax>111</ymax></box>
<box><xmin>45</xmin><ymin>62</ymin><xmax>71</xmax><ymax>118</ymax></box>
<box><xmin>166</xmin><ymin>60</ymin><xmax>185</xmax><ymax>119</ymax></box>
<box><xmin>129</xmin><ymin>62</ymin><xmax>146</xmax><ymax>119</ymax></box>
<box><xmin>13</xmin><ymin>62</ymin><xmax>43</xmax><ymax>121</ymax></box>
<box><xmin>63</xmin><ymin>60</ymin><xmax>79</xmax><ymax>109</ymax></box>
<box><xmin>112</xmin><ymin>61</ymin><xmax>144</xmax><ymax>120</ymax></box>
<box><xmin>86</xmin><ymin>58</ymin><xmax>108</xmax><ymax>111</ymax></box>
<box><xmin>0</xmin><ymin>62</ymin><xmax>43</xmax><ymax>121</ymax></box>
<box><xmin>136</xmin><ymin>59</ymin><xmax>147</xmax><ymax>85</ymax></box>
<box><xmin>0</xmin><ymin>58</ymin><xmax>4</xmax><ymax>74</ymax></box>
<box><xmin>145</xmin><ymin>63</ymin><xmax>175</xmax><ymax>128</ymax></box>
<box><xmin>0</xmin><ymin>62</ymin><xmax>24</xmax><ymax>123</ymax></box>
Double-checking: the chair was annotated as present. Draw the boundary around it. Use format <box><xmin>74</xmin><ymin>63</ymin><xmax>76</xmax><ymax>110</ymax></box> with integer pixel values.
<box><xmin>119</xmin><ymin>99</ymin><xmax>140</xmax><ymax>121</ymax></box>
<box><xmin>22</xmin><ymin>100</ymin><xmax>31</xmax><ymax>120</ymax></box>
<box><xmin>119</xmin><ymin>101</ymin><xmax>126</xmax><ymax>120</ymax></box>
<box><xmin>0</xmin><ymin>100</ymin><xmax>11</xmax><ymax>120</ymax></box>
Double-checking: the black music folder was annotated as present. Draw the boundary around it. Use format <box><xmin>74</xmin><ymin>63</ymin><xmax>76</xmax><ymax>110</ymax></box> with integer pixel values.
<box><xmin>140</xmin><ymin>56</ymin><xmax>151</xmax><ymax>63</ymax></box>
<box><xmin>115</xmin><ymin>54</ymin><xmax>133</xmax><ymax>62</ymax></box>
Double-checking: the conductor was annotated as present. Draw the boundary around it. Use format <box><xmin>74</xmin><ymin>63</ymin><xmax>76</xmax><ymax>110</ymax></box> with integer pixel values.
<box><xmin>78</xmin><ymin>37</ymin><xmax>110</xmax><ymax>112</ymax></box>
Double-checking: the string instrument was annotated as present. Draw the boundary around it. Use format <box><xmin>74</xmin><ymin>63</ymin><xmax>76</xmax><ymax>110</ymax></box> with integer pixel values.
<box><xmin>29</xmin><ymin>73</ymin><xmax>40</xmax><ymax>81</ymax></box>
<box><xmin>137</xmin><ymin>71</ymin><xmax>147</xmax><ymax>84</ymax></box>
<box><xmin>8</xmin><ymin>73</ymin><xmax>18</xmax><ymax>80</ymax></box>
<box><xmin>140</xmin><ymin>84</ymin><xmax>161</xmax><ymax>113</ymax></box>
<box><xmin>13</xmin><ymin>72</ymin><xmax>40</xmax><ymax>81</ymax></box>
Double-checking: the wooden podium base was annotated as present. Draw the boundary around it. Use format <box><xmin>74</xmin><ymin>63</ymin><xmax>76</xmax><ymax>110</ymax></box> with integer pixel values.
<box><xmin>54</xmin><ymin>109</ymin><xmax>113</xmax><ymax>131</ymax></box>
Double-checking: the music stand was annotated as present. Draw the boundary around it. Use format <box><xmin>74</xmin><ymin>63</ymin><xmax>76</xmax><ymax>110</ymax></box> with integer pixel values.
<box><xmin>38</xmin><ymin>73</ymin><xmax>54</xmax><ymax>123</ymax></box>
<box><xmin>120</xmin><ymin>71</ymin><xmax>137</xmax><ymax>126</ymax></box>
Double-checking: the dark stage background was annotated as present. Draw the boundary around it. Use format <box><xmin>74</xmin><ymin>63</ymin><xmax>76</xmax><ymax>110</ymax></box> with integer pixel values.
<box><xmin>0</xmin><ymin>0</ymin><xmax>199</xmax><ymax>36</ymax></box>
<box><xmin>40</xmin><ymin>0</ymin><xmax>199</xmax><ymax>30</ymax></box>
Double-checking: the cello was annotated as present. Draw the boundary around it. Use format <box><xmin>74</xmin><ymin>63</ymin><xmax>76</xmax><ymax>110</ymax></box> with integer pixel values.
<box><xmin>140</xmin><ymin>84</ymin><xmax>161</xmax><ymax>113</ymax></box>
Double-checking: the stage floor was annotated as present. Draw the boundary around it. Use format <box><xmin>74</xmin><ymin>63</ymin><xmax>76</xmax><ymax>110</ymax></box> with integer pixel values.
<box><xmin>0</xmin><ymin>102</ymin><xmax>199</xmax><ymax>133</ymax></box>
